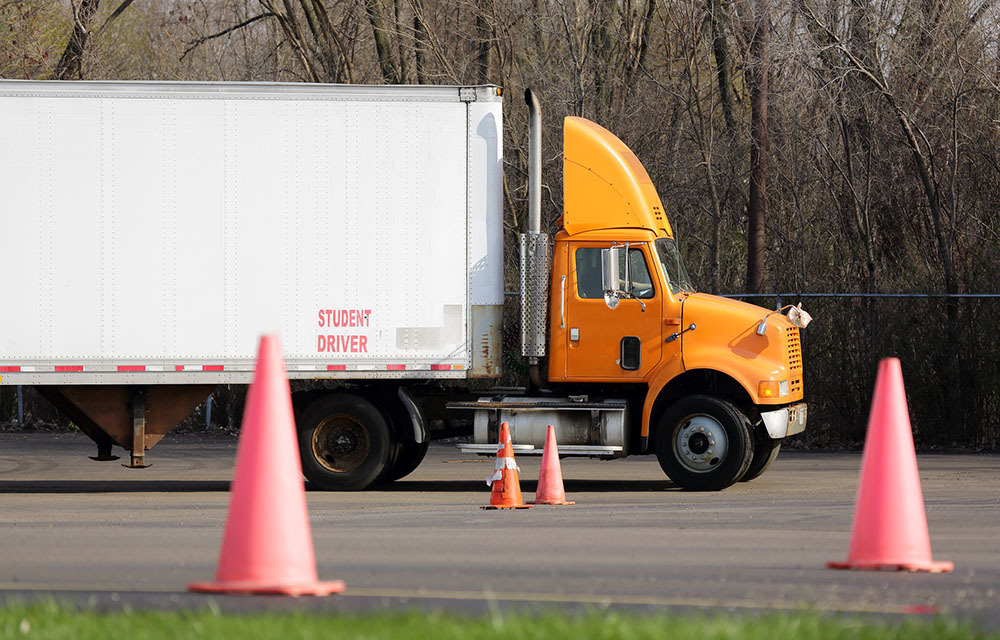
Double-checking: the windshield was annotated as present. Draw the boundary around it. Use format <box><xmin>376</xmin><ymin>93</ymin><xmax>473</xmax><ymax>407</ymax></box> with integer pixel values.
<box><xmin>655</xmin><ymin>238</ymin><xmax>695</xmax><ymax>295</ymax></box>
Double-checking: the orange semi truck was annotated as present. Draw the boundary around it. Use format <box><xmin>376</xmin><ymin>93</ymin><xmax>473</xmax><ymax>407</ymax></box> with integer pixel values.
<box><xmin>453</xmin><ymin>90</ymin><xmax>807</xmax><ymax>490</ymax></box>
<box><xmin>0</xmin><ymin>81</ymin><xmax>805</xmax><ymax>491</ymax></box>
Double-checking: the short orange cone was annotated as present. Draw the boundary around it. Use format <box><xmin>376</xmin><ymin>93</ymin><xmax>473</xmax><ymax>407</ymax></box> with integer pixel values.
<box><xmin>482</xmin><ymin>422</ymin><xmax>532</xmax><ymax>509</ymax></box>
<box><xmin>189</xmin><ymin>335</ymin><xmax>346</xmax><ymax>595</ymax></box>
<box><xmin>827</xmin><ymin>358</ymin><xmax>952</xmax><ymax>573</ymax></box>
<box><xmin>529</xmin><ymin>425</ymin><xmax>574</xmax><ymax>505</ymax></box>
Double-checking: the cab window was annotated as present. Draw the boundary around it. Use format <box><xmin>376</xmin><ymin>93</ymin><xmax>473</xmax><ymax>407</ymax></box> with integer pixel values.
<box><xmin>575</xmin><ymin>247</ymin><xmax>654</xmax><ymax>299</ymax></box>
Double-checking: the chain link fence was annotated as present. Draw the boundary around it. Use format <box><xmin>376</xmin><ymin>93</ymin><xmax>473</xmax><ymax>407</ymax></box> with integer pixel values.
<box><xmin>728</xmin><ymin>294</ymin><xmax>1000</xmax><ymax>450</ymax></box>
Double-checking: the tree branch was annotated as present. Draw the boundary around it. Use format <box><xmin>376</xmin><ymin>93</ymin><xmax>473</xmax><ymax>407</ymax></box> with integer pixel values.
<box><xmin>97</xmin><ymin>0</ymin><xmax>134</xmax><ymax>35</ymax></box>
<box><xmin>181</xmin><ymin>12</ymin><xmax>277</xmax><ymax>61</ymax></box>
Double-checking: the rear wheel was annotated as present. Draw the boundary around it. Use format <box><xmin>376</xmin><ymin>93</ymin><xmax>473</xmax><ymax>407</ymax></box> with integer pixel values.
<box><xmin>654</xmin><ymin>395</ymin><xmax>752</xmax><ymax>491</ymax></box>
<box><xmin>297</xmin><ymin>393</ymin><xmax>393</xmax><ymax>490</ymax></box>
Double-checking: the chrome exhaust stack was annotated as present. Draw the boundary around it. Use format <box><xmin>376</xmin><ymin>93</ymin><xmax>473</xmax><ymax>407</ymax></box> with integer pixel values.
<box><xmin>521</xmin><ymin>89</ymin><xmax>549</xmax><ymax>378</ymax></box>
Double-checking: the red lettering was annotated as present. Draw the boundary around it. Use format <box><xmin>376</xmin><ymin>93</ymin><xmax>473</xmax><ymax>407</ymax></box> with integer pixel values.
<box><xmin>317</xmin><ymin>312</ymin><xmax>371</xmax><ymax>353</ymax></box>
<box><xmin>319</xmin><ymin>308</ymin><xmax>372</xmax><ymax>328</ymax></box>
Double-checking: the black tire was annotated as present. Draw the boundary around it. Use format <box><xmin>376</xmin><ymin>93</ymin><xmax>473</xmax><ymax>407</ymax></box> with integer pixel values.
<box><xmin>297</xmin><ymin>393</ymin><xmax>394</xmax><ymax>490</ymax></box>
<box><xmin>380</xmin><ymin>439</ymin><xmax>430</xmax><ymax>483</ymax></box>
<box><xmin>654</xmin><ymin>395</ymin><xmax>752</xmax><ymax>491</ymax></box>
<box><xmin>740</xmin><ymin>429</ymin><xmax>782</xmax><ymax>482</ymax></box>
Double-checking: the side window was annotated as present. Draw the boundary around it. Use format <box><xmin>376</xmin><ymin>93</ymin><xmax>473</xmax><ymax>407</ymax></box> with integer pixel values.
<box><xmin>575</xmin><ymin>248</ymin><xmax>604</xmax><ymax>298</ymax></box>
<box><xmin>627</xmin><ymin>249</ymin><xmax>654</xmax><ymax>299</ymax></box>
<box><xmin>575</xmin><ymin>247</ymin><xmax>655</xmax><ymax>299</ymax></box>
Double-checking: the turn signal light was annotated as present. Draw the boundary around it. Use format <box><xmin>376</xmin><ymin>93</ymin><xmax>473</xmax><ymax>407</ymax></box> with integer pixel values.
<box><xmin>759</xmin><ymin>380</ymin><xmax>790</xmax><ymax>398</ymax></box>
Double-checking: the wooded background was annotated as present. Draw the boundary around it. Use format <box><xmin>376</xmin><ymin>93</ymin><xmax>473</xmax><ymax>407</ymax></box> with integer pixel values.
<box><xmin>2</xmin><ymin>0</ymin><xmax>998</xmax><ymax>448</ymax></box>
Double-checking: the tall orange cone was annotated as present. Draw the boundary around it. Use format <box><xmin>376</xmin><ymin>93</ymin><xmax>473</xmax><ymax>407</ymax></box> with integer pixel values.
<box><xmin>189</xmin><ymin>335</ymin><xmax>346</xmax><ymax>595</ymax></box>
<box><xmin>482</xmin><ymin>422</ymin><xmax>532</xmax><ymax>509</ymax></box>
<box><xmin>529</xmin><ymin>425</ymin><xmax>574</xmax><ymax>505</ymax></box>
<box><xmin>827</xmin><ymin>357</ymin><xmax>952</xmax><ymax>573</ymax></box>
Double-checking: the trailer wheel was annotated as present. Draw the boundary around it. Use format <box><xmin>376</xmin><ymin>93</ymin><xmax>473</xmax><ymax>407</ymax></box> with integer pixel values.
<box><xmin>297</xmin><ymin>393</ymin><xmax>393</xmax><ymax>490</ymax></box>
<box><xmin>740</xmin><ymin>430</ymin><xmax>782</xmax><ymax>482</ymax></box>
<box><xmin>654</xmin><ymin>395</ymin><xmax>752</xmax><ymax>491</ymax></box>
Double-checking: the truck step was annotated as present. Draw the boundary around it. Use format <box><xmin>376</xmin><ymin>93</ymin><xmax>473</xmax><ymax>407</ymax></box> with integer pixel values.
<box><xmin>457</xmin><ymin>443</ymin><xmax>624</xmax><ymax>456</ymax></box>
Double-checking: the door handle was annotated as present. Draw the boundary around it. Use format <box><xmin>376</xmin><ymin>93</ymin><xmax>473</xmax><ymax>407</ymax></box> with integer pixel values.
<box><xmin>560</xmin><ymin>275</ymin><xmax>566</xmax><ymax>329</ymax></box>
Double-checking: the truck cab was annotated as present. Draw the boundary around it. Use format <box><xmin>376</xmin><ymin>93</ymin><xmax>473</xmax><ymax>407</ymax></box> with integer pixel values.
<box><xmin>461</xmin><ymin>104</ymin><xmax>806</xmax><ymax>491</ymax></box>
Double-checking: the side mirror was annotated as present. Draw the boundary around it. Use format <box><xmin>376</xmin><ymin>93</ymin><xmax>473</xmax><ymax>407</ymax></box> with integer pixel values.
<box><xmin>602</xmin><ymin>247</ymin><xmax>620</xmax><ymax>310</ymax></box>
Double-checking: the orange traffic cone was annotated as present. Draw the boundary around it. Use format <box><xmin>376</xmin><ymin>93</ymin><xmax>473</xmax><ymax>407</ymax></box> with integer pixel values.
<box><xmin>189</xmin><ymin>335</ymin><xmax>346</xmax><ymax>595</ymax></box>
<box><xmin>827</xmin><ymin>357</ymin><xmax>953</xmax><ymax>573</ymax></box>
<box><xmin>529</xmin><ymin>425</ymin><xmax>574</xmax><ymax>505</ymax></box>
<box><xmin>482</xmin><ymin>422</ymin><xmax>532</xmax><ymax>509</ymax></box>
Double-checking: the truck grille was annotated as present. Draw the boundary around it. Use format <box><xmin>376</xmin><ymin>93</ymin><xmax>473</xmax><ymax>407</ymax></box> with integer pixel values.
<box><xmin>787</xmin><ymin>328</ymin><xmax>803</xmax><ymax>394</ymax></box>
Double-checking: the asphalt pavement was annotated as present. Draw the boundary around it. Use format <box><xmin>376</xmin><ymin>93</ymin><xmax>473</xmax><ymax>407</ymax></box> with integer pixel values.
<box><xmin>0</xmin><ymin>432</ymin><xmax>997</xmax><ymax>628</ymax></box>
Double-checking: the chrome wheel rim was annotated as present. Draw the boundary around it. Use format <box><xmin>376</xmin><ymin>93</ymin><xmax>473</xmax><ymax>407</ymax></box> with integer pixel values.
<box><xmin>673</xmin><ymin>414</ymin><xmax>728</xmax><ymax>473</ymax></box>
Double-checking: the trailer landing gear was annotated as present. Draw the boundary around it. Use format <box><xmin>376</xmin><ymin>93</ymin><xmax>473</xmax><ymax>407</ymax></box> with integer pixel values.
<box><xmin>126</xmin><ymin>388</ymin><xmax>151</xmax><ymax>468</ymax></box>
<box><xmin>36</xmin><ymin>384</ymin><xmax>214</xmax><ymax>466</ymax></box>
<box><xmin>89</xmin><ymin>441</ymin><xmax>120</xmax><ymax>462</ymax></box>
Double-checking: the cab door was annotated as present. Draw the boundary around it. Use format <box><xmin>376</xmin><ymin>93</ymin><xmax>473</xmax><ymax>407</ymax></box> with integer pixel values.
<box><xmin>564</xmin><ymin>242</ymin><xmax>662</xmax><ymax>380</ymax></box>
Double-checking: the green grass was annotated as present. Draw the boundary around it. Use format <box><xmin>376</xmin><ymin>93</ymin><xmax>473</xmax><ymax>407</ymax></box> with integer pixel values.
<box><xmin>0</xmin><ymin>602</ymin><xmax>995</xmax><ymax>640</ymax></box>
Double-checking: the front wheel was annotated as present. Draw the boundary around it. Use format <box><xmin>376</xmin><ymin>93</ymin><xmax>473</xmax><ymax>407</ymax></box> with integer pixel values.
<box><xmin>740</xmin><ymin>429</ymin><xmax>782</xmax><ymax>482</ymax></box>
<box><xmin>297</xmin><ymin>393</ymin><xmax>394</xmax><ymax>490</ymax></box>
<box><xmin>654</xmin><ymin>395</ymin><xmax>752</xmax><ymax>491</ymax></box>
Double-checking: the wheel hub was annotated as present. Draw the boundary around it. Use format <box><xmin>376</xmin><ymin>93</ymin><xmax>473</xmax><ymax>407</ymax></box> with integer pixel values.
<box><xmin>332</xmin><ymin>432</ymin><xmax>358</xmax><ymax>455</ymax></box>
<box><xmin>674</xmin><ymin>415</ymin><xmax>728</xmax><ymax>473</ymax></box>
<box><xmin>312</xmin><ymin>414</ymin><xmax>370</xmax><ymax>473</ymax></box>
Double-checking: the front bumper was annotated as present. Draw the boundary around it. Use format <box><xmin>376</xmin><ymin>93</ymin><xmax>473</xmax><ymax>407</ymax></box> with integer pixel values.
<box><xmin>760</xmin><ymin>403</ymin><xmax>807</xmax><ymax>439</ymax></box>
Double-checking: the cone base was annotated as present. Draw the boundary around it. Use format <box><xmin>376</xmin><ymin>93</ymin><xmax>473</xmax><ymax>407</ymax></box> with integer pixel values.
<box><xmin>188</xmin><ymin>579</ymin><xmax>346</xmax><ymax>596</ymax></box>
<box><xmin>481</xmin><ymin>504</ymin><xmax>532</xmax><ymax>509</ymax></box>
<box><xmin>827</xmin><ymin>560</ymin><xmax>953</xmax><ymax>573</ymax></box>
<box><xmin>528</xmin><ymin>500</ymin><xmax>575</xmax><ymax>505</ymax></box>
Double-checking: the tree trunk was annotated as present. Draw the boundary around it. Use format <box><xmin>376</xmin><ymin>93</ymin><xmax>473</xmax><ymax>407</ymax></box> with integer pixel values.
<box><xmin>393</xmin><ymin>0</ymin><xmax>409</xmax><ymax>83</ymax></box>
<box><xmin>746</xmin><ymin>0</ymin><xmax>768</xmax><ymax>293</ymax></box>
<box><xmin>474</xmin><ymin>8</ymin><xmax>492</xmax><ymax>84</ymax></box>
<box><xmin>365</xmin><ymin>0</ymin><xmax>399</xmax><ymax>83</ymax></box>
<box><xmin>708</xmin><ymin>0</ymin><xmax>736</xmax><ymax>133</ymax></box>
<box><xmin>412</xmin><ymin>0</ymin><xmax>429</xmax><ymax>84</ymax></box>
<box><xmin>53</xmin><ymin>0</ymin><xmax>102</xmax><ymax>80</ymax></box>
<box><xmin>589</xmin><ymin>0</ymin><xmax>615</xmax><ymax>119</ymax></box>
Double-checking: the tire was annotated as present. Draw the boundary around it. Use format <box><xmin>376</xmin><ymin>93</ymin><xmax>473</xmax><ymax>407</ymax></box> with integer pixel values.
<box><xmin>380</xmin><ymin>439</ymin><xmax>430</xmax><ymax>483</ymax></box>
<box><xmin>654</xmin><ymin>395</ymin><xmax>752</xmax><ymax>491</ymax></box>
<box><xmin>297</xmin><ymin>393</ymin><xmax>394</xmax><ymax>490</ymax></box>
<box><xmin>740</xmin><ymin>429</ymin><xmax>782</xmax><ymax>482</ymax></box>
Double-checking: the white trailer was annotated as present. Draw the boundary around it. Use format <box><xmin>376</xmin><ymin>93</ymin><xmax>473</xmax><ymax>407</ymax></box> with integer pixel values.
<box><xmin>0</xmin><ymin>80</ymin><xmax>504</xmax><ymax>486</ymax></box>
